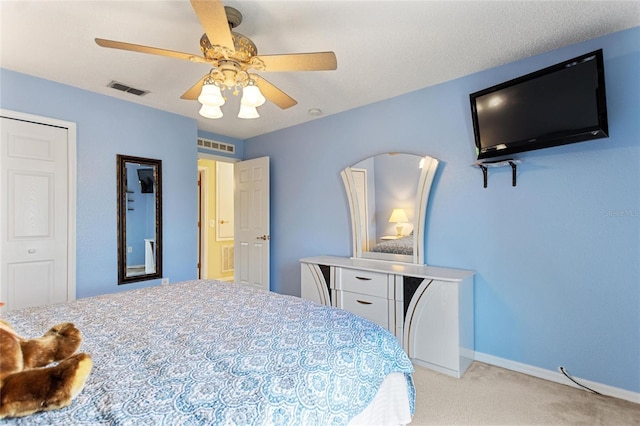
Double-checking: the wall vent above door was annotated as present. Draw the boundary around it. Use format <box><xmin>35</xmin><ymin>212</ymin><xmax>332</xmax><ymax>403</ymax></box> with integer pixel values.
<box><xmin>197</xmin><ymin>138</ymin><xmax>235</xmax><ymax>154</ymax></box>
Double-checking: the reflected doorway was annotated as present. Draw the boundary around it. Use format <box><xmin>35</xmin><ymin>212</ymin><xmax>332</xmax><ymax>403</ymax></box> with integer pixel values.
<box><xmin>197</xmin><ymin>154</ymin><xmax>237</xmax><ymax>281</ymax></box>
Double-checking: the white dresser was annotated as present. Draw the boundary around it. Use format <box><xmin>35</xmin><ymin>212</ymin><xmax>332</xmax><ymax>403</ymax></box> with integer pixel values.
<box><xmin>301</xmin><ymin>256</ymin><xmax>474</xmax><ymax>378</ymax></box>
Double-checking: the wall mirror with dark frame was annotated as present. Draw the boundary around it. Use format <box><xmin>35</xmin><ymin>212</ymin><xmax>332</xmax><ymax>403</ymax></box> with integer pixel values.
<box><xmin>117</xmin><ymin>154</ymin><xmax>162</xmax><ymax>284</ymax></box>
<box><xmin>341</xmin><ymin>153</ymin><xmax>439</xmax><ymax>264</ymax></box>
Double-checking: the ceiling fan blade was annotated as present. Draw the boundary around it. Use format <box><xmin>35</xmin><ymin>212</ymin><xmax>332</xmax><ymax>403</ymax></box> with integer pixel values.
<box><xmin>251</xmin><ymin>74</ymin><xmax>297</xmax><ymax>109</ymax></box>
<box><xmin>181</xmin><ymin>75</ymin><xmax>208</xmax><ymax>100</ymax></box>
<box><xmin>95</xmin><ymin>38</ymin><xmax>206</xmax><ymax>63</ymax></box>
<box><xmin>254</xmin><ymin>52</ymin><xmax>337</xmax><ymax>72</ymax></box>
<box><xmin>190</xmin><ymin>0</ymin><xmax>235</xmax><ymax>52</ymax></box>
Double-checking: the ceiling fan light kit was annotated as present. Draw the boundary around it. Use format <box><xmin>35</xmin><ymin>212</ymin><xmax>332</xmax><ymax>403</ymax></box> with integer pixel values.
<box><xmin>197</xmin><ymin>71</ymin><xmax>267</xmax><ymax>119</ymax></box>
<box><xmin>95</xmin><ymin>0</ymin><xmax>337</xmax><ymax>121</ymax></box>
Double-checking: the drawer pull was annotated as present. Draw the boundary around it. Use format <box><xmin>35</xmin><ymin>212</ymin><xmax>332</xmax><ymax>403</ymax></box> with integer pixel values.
<box><xmin>356</xmin><ymin>300</ymin><xmax>373</xmax><ymax>305</ymax></box>
<box><xmin>355</xmin><ymin>276</ymin><xmax>372</xmax><ymax>281</ymax></box>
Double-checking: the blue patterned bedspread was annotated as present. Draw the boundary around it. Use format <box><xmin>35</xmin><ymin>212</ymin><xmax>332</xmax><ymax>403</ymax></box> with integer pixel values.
<box><xmin>3</xmin><ymin>280</ymin><xmax>414</xmax><ymax>425</ymax></box>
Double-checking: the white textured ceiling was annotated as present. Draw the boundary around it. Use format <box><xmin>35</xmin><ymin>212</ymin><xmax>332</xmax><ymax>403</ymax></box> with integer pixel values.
<box><xmin>1</xmin><ymin>1</ymin><xmax>639</xmax><ymax>140</ymax></box>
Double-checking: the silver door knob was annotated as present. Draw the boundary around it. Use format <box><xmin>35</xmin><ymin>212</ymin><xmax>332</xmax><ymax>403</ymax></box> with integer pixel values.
<box><xmin>256</xmin><ymin>235</ymin><xmax>271</xmax><ymax>240</ymax></box>
<box><xmin>28</xmin><ymin>249</ymin><xmax>36</xmax><ymax>254</ymax></box>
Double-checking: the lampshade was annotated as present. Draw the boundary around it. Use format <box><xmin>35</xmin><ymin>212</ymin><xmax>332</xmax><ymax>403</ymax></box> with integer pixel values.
<box><xmin>388</xmin><ymin>208</ymin><xmax>409</xmax><ymax>223</ymax></box>
<box><xmin>238</xmin><ymin>104</ymin><xmax>260</xmax><ymax>119</ymax></box>
<box><xmin>198</xmin><ymin>83</ymin><xmax>225</xmax><ymax>107</ymax></box>
<box><xmin>199</xmin><ymin>104</ymin><xmax>223</xmax><ymax>119</ymax></box>
<box><xmin>240</xmin><ymin>84</ymin><xmax>266</xmax><ymax>107</ymax></box>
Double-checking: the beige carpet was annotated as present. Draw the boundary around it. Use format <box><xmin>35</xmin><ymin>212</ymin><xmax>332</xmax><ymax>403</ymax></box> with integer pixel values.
<box><xmin>411</xmin><ymin>361</ymin><xmax>640</xmax><ymax>425</ymax></box>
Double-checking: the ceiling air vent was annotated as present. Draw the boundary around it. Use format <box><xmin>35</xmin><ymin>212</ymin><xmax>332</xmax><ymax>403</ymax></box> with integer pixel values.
<box><xmin>198</xmin><ymin>138</ymin><xmax>235</xmax><ymax>154</ymax></box>
<box><xmin>107</xmin><ymin>81</ymin><xmax>149</xmax><ymax>97</ymax></box>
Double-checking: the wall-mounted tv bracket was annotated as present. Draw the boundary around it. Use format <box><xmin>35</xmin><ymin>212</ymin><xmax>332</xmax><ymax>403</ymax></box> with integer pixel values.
<box><xmin>473</xmin><ymin>159</ymin><xmax>521</xmax><ymax>188</ymax></box>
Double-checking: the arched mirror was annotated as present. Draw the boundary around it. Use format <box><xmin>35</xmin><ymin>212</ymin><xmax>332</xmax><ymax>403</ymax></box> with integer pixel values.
<box><xmin>117</xmin><ymin>155</ymin><xmax>162</xmax><ymax>284</ymax></box>
<box><xmin>341</xmin><ymin>153</ymin><xmax>438</xmax><ymax>264</ymax></box>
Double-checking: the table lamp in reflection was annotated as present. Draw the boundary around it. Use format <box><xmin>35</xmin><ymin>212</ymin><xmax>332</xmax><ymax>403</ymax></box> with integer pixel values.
<box><xmin>388</xmin><ymin>208</ymin><xmax>409</xmax><ymax>237</ymax></box>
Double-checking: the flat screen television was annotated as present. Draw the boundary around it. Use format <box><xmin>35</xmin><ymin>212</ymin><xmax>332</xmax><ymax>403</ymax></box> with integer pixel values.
<box><xmin>470</xmin><ymin>49</ymin><xmax>608</xmax><ymax>160</ymax></box>
<box><xmin>137</xmin><ymin>168</ymin><xmax>155</xmax><ymax>193</ymax></box>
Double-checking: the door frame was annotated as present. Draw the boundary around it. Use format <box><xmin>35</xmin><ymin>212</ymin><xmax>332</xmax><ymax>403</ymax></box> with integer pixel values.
<box><xmin>197</xmin><ymin>166</ymin><xmax>208</xmax><ymax>279</ymax></box>
<box><xmin>197</xmin><ymin>152</ymin><xmax>238</xmax><ymax>279</ymax></box>
<box><xmin>0</xmin><ymin>109</ymin><xmax>77</xmax><ymax>302</ymax></box>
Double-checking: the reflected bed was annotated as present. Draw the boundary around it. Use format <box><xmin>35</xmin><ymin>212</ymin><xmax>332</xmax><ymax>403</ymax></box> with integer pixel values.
<box><xmin>3</xmin><ymin>280</ymin><xmax>414</xmax><ymax>425</ymax></box>
<box><xmin>370</xmin><ymin>234</ymin><xmax>414</xmax><ymax>256</ymax></box>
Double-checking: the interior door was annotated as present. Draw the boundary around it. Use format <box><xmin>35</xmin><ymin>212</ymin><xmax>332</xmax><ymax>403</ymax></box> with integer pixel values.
<box><xmin>234</xmin><ymin>156</ymin><xmax>270</xmax><ymax>291</ymax></box>
<box><xmin>0</xmin><ymin>116</ymin><xmax>70</xmax><ymax>311</ymax></box>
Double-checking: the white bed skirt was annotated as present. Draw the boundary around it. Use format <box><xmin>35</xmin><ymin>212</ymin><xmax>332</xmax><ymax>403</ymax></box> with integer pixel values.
<box><xmin>349</xmin><ymin>372</ymin><xmax>412</xmax><ymax>425</ymax></box>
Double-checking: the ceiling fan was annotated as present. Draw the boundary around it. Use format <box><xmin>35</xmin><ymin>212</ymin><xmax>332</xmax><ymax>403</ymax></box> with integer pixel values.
<box><xmin>95</xmin><ymin>0</ymin><xmax>337</xmax><ymax>118</ymax></box>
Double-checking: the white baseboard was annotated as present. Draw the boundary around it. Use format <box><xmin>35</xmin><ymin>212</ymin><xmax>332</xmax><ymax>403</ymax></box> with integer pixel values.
<box><xmin>474</xmin><ymin>351</ymin><xmax>640</xmax><ymax>404</ymax></box>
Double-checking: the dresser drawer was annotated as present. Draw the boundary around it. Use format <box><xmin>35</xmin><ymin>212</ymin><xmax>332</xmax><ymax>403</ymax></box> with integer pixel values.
<box><xmin>338</xmin><ymin>268</ymin><xmax>389</xmax><ymax>298</ymax></box>
<box><xmin>340</xmin><ymin>291</ymin><xmax>389</xmax><ymax>329</ymax></box>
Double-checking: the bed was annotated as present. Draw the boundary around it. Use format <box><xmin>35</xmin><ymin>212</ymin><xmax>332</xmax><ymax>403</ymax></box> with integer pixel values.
<box><xmin>2</xmin><ymin>280</ymin><xmax>415</xmax><ymax>425</ymax></box>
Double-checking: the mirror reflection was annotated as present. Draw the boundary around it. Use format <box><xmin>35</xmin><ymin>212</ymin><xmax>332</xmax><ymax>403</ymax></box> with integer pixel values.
<box><xmin>341</xmin><ymin>153</ymin><xmax>439</xmax><ymax>264</ymax></box>
<box><xmin>117</xmin><ymin>155</ymin><xmax>162</xmax><ymax>284</ymax></box>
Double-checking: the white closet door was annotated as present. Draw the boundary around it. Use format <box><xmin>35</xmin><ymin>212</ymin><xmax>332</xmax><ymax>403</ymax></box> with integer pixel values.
<box><xmin>1</xmin><ymin>117</ymin><xmax>69</xmax><ymax>311</ymax></box>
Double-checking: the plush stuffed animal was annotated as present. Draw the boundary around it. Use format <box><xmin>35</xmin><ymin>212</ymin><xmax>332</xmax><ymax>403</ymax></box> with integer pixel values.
<box><xmin>0</xmin><ymin>315</ymin><xmax>93</xmax><ymax>419</ymax></box>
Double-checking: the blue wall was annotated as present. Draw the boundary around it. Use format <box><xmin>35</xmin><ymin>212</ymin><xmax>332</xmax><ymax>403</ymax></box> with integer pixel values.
<box><xmin>244</xmin><ymin>27</ymin><xmax>640</xmax><ymax>393</ymax></box>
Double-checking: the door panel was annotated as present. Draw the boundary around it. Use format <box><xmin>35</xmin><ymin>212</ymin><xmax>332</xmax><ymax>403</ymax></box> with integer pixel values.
<box><xmin>11</xmin><ymin>171</ymin><xmax>53</xmax><ymax>237</ymax></box>
<box><xmin>234</xmin><ymin>157</ymin><xmax>269</xmax><ymax>291</ymax></box>
<box><xmin>238</xmin><ymin>241</ymin><xmax>250</xmax><ymax>283</ymax></box>
<box><xmin>8</xmin><ymin>261</ymin><xmax>54</xmax><ymax>310</ymax></box>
